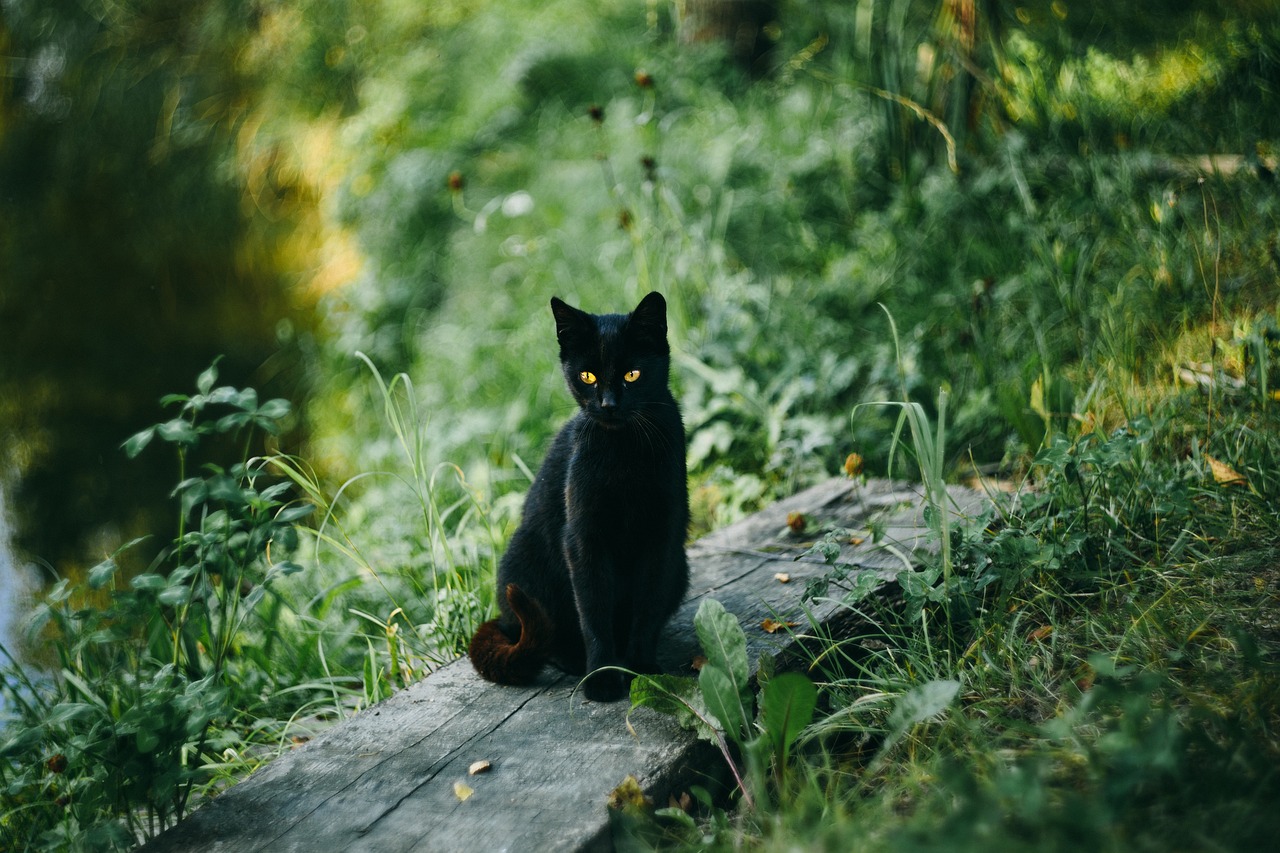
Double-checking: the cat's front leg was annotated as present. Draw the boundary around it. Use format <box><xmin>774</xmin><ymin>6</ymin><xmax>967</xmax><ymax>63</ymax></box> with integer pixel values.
<box><xmin>624</xmin><ymin>546</ymin><xmax>688</xmax><ymax>675</ymax></box>
<box><xmin>564</xmin><ymin>536</ymin><xmax>630</xmax><ymax>702</ymax></box>
<box><xmin>623</xmin><ymin>615</ymin><xmax>663</xmax><ymax>675</ymax></box>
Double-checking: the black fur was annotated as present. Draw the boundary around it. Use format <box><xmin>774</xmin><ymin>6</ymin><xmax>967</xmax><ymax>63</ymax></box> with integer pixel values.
<box><xmin>468</xmin><ymin>292</ymin><xmax>689</xmax><ymax>701</ymax></box>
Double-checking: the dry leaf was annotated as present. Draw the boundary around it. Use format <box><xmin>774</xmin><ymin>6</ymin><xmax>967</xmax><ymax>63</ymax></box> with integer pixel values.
<box><xmin>848</xmin><ymin>535</ymin><xmax>865</xmax><ymax>546</ymax></box>
<box><xmin>774</xmin><ymin>572</ymin><xmax>791</xmax><ymax>584</ymax></box>
<box><xmin>691</xmin><ymin>655</ymin><xmax>708</xmax><ymax>672</ymax></box>
<box><xmin>1205</xmin><ymin>454</ymin><xmax>1247</xmax><ymax>486</ymax></box>
<box><xmin>607</xmin><ymin>775</ymin><xmax>651</xmax><ymax>812</ymax></box>
<box><xmin>1027</xmin><ymin>625</ymin><xmax>1053</xmax><ymax>642</ymax></box>
<box><xmin>468</xmin><ymin>760</ymin><xmax>492</xmax><ymax>776</ymax></box>
<box><xmin>761</xmin><ymin>618</ymin><xmax>798</xmax><ymax>634</ymax></box>
<box><xmin>453</xmin><ymin>781</ymin><xmax>474</xmax><ymax>802</ymax></box>
<box><xmin>786</xmin><ymin>511</ymin><xmax>807</xmax><ymax>534</ymax></box>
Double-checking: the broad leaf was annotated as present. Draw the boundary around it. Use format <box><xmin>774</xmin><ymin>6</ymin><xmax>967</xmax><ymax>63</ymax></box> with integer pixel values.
<box><xmin>886</xmin><ymin>679</ymin><xmax>960</xmax><ymax>737</ymax></box>
<box><xmin>760</xmin><ymin>672</ymin><xmax>818</xmax><ymax>761</ymax></box>
<box><xmin>196</xmin><ymin>361</ymin><xmax>219</xmax><ymax>395</ymax></box>
<box><xmin>121</xmin><ymin>427</ymin><xmax>155</xmax><ymax>459</ymax></box>
<box><xmin>87</xmin><ymin>559</ymin><xmax>118</xmax><ymax>589</ymax></box>
<box><xmin>156</xmin><ymin>418</ymin><xmax>199</xmax><ymax>447</ymax></box>
<box><xmin>700</xmin><ymin>663</ymin><xmax>749</xmax><ymax>744</ymax></box>
<box><xmin>629</xmin><ymin>673</ymin><xmax>717</xmax><ymax>742</ymax></box>
<box><xmin>694</xmin><ymin>599</ymin><xmax>749</xmax><ymax>697</ymax></box>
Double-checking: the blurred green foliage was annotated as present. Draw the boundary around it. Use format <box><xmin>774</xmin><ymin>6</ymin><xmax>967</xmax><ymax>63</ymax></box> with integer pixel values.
<box><xmin>3</xmin><ymin>0</ymin><xmax>1278</xmax><ymax>566</ymax></box>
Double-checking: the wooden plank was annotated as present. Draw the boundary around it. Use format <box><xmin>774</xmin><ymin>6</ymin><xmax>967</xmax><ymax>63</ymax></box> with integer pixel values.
<box><xmin>141</xmin><ymin>477</ymin><xmax>986</xmax><ymax>853</ymax></box>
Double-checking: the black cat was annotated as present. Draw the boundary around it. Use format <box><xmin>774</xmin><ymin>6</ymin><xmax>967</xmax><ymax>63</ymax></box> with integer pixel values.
<box><xmin>468</xmin><ymin>292</ymin><xmax>689</xmax><ymax>702</ymax></box>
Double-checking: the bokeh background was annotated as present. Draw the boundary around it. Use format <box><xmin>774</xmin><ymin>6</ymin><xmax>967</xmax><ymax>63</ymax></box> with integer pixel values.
<box><xmin>3</xmin><ymin>0</ymin><xmax>1275</xmax><ymax>583</ymax></box>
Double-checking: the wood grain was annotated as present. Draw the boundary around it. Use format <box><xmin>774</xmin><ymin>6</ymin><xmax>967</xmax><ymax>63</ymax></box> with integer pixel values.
<box><xmin>141</xmin><ymin>477</ymin><xmax>985</xmax><ymax>852</ymax></box>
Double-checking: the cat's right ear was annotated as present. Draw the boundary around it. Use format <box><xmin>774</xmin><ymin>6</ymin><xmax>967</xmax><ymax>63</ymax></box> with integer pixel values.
<box><xmin>551</xmin><ymin>297</ymin><xmax>588</xmax><ymax>346</ymax></box>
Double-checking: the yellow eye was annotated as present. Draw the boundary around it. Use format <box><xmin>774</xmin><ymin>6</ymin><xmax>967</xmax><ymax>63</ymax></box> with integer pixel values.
<box><xmin>579</xmin><ymin>371</ymin><xmax>597</xmax><ymax>385</ymax></box>
<box><xmin>623</xmin><ymin>369</ymin><xmax>641</xmax><ymax>382</ymax></box>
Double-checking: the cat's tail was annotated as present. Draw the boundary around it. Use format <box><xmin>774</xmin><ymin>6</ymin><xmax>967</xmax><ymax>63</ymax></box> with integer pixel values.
<box><xmin>468</xmin><ymin>583</ymin><xmax>552</xmax><ymax>685</ymax></box>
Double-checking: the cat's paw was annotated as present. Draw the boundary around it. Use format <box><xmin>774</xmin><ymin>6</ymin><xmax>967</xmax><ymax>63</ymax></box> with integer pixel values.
<box><xmin>626</xmin><ymin>656</ymin><xmax>661</xmax><ymax>675</ymax></box>
<box><xmin>582</xmin><ymin>669</ymin><xmax>631</xmax><ymax>702</ymax></box>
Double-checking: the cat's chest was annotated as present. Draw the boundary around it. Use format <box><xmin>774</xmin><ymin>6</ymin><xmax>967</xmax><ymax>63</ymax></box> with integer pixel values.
<box><xmin>563</xmin><ymin>438</ymin><xmax>671</xmax><ymax>509</ymax></box>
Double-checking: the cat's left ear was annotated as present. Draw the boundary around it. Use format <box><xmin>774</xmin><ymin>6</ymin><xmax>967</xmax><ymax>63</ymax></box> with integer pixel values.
<box><xmin>629</xmin><ymin>292</ymin><xmax>668</xmax><ymax>350</ymax></box>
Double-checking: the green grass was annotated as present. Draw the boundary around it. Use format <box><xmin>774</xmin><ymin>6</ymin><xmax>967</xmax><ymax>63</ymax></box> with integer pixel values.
<box><xmin>628</xmin><ymin>389</ymin><xmax>1280</xmax><ymax>851</ymax></box>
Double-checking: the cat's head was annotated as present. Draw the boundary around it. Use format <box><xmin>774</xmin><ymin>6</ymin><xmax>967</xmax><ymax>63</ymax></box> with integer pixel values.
<box><xmin>550</xmin><ymin>292</ymin><xmax>670</xmax><ymax>428</ymax></box>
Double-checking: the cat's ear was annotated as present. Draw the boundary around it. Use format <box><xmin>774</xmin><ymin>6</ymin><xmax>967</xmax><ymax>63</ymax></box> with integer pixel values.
<box><xmin>628</xmin><ymin>292</ymin><xmax>668</xmax><ymax>350</ymax></box>
<box><xmin>551</xmin><ymin>297</ymin><xmax>591</xmax><ymax>347</ymax></box>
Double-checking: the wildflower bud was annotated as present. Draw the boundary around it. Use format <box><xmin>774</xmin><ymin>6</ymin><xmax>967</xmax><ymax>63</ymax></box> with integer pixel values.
<box><xmin>47</xmin><ymin>754</ymin><xmax>68</xmax><ymax>774</ymax></box>
<box><xmin>634</xmin><ymin>70</ymin><xmax>654</xmax><ymax>89</ymax></box>
<box><xmin>844</xmin><ymin>452</ymin><xmax>864</xmax><ymax>477</ymax></box>
<box><xmin>617</xmin><ymin>208</ymin><xmax>632</xmax><ymax>230</ymax></box>
<box><xmin>588</xmin><ymin>104</ymin><xmax>605</xmax><ymax>123</ymax></box>
<box><xmin>447</xmin><ymin>171</ymin><xmax>464</xmax><ymax>193</ymax></box>
<box><xmin>786</xmin><ymin>511</ymin><xmax>807</xmax><ymax>534</ymax></box>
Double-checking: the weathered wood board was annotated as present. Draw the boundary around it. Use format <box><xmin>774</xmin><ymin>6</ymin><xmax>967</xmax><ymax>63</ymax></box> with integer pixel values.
<box><xmin>141</xmin><ymin>478</ymin><xmax>986</xmax><ymax>853</ymax></box>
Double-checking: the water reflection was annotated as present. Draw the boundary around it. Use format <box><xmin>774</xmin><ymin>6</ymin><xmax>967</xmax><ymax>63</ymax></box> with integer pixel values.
<box><xmin>0</xmin><ymin>481</ymin><xmax>36</xmax><ymax>666</ymax></box>
<box><xmin>0</xmin><ymin>0</ymin><xmax>318</xmax><ymax>596</ymax></box>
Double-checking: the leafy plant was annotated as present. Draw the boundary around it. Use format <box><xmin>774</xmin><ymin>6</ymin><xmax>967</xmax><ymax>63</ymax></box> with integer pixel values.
<box><xmin>629</xmin><ymin>599</ymin><xmax>818</xmax><ymax>815</ymax></box>
<box><xmin>0</xmin><ymin>363</ymin><xmax>316</xmax><ymax>849</ymax></box>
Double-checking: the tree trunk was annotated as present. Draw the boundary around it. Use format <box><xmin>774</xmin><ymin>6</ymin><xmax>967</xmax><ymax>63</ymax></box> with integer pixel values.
<box><xmin>680</xmin><ymin>0</ymin><xmax>779</xmax><ymax>73</ymax></box>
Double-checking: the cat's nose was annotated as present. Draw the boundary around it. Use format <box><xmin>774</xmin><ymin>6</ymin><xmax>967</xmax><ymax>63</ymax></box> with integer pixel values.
<box><xmin>600</xmin><ymin>389</ymin><xmax>618</xmax><ymax>410</ymax></box>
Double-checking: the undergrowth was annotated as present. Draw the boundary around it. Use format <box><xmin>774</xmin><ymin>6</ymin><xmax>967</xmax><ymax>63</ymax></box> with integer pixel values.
<box><xmin>619</xmin><ymin>334</ymin><xmax>1280</xmax><ymax>850</ymax></box>
<box><xmin>0</xmin><ymin>361</ymin><xmax>500</xmax><ymax>848</ymax></box>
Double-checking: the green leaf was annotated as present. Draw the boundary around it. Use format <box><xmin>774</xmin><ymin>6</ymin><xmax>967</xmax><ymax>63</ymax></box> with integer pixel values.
<box><xmin>136</xmin><ymin>728</ymin><xmax>160</xmax><ymax>753</ymax></box>
<box><xmin>157</xmin><ymin>585</ymin><xmax>190</xmax><ymax>607</ymax></box>
<box><xmin>630</xmin><ymin>673</ymin><xmax>697</xmax><ymax>717</ymax></box>
<box><xmin>629</xmin><ymin>674</ymin><xmax>717</xmax><ymax>742</ymax></box>
<box><xmin>257</xmin><ymin>398</ymin><xmax>291</xmax><ymax>420</ymax></box>
<box><xmin>653</xmin><ymin>807</ymin><xmax>698</xmax><ymax>829</ymax></box>
<box><xmin>897</xmin><ymin>567</ymin><xmax>941</xmax><ymax>602</ymax></box>
<box><xmin>215</xmin><ymin>411</ymin><xmax>254</xmax><ymax>433</ymax></box>
<box><xmin>886</xmin><ymin>679</ymin><xmax>960</xmax><ymax>737</ymax></box>
<box><xmin>208</xmin><ymin>386</ymin><xmax>241</xmax><ymax>406</ymax></box>
<box><xmin>46</xmin><ymin>702</ymin><xmax>99</xmax><ymax>726</ymax></box>
<box><xmin>700</xmin><ymin>663</ymin><xmax>749</xmax><ymax>744</ymax></box>
<box><xmin>122</xmin><ymin>427</ymin><xmax>156</xmax><ymax>458</ymax></box>
<box><xmin>156</xmin><ymin>418</ymin><xmax>199</xmax><ymax>447</ymax></box>
<box><xmin>87</xmin><ymin>559</ymin><xmax>118</xmax><ymax>589</ymax></box>
<box><xmin>242</xmin><ymin>585</ymin><xmax>266</xmax><ymax>610</ymax></box>
<box><xmin>760</xmin><ymin>672</ymin><xmax>817</xmax><ymax>761</ymax></box>
<box><xmin>274</xmin><ymin>504</ymin><xmax>314</xmax><ymax>524</ymax></box>
<box><xmin>267</xmin><ymin>561</ymin><xmax>305</xmax><ymax>579</ymax></box>
<box><xmin>130</xmin><ymin>573</ymin><xmax>166</xmax><ymax>592</ymax></box>
<box><xmin>197</xmin><ymin>360</ymin><xmax>220</xmax><ymax>395</ymax></box>
<box><xmin>205</xmin><ymin>474</ymin><xmax>245</xmax><ymax>505</ymax></box>
<box><xmin>176</xmin><ymin>478</ymin><xmax>208</xmax><ymax>517</ymax></box>
<box><xmin>46</xmin><ymin>578</ymin><xmax>72</xmax><ymax>604</ymax></box>
<box><xmin>259</xmin><ymin>482</ymin><xmax>293</xmax><ymax>502</ymax></box>
<box><xmin>841</xmin><ymin>571</ymin><xmax>883</xmax><ymax>605</ymax></box>
<box><xmin>694</xmin><ymin>599</ymin><xmax>749</xmax><ymax>696</ymax></box>
<box><xmin>0</xmin><ymin>725</ymin><xmax>45</xmax><ymax>758</ymax></box>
